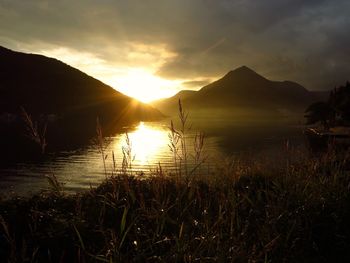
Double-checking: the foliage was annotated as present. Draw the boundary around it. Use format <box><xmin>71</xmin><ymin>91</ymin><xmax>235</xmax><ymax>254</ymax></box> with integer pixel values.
<box><xmin>305</xmin><ymin>101</ymin><xmax>333</xmax><ymax>129</ymax></box>
<box><xmin>20</xmin><ymin>107</ymin><xmax>47</xmax><ymax>154</ymax></box>
<box><xmin>328</xmin><ymin>82</ymin><xmax>350</xmax><ymax>124</ymax></box>
<box><xmin>1</xmin><ymin>151</ymin><xmax>350</xmax><ymax>262</ymax></box>
<box><xmin>1</xmin><ymin>100</ymin><xmax>350</xmax><ymax>262</ymax></box>
<box><xmin>305</xmin><ymin>82</ymin><xmax>350</xmax><ymax>129</ymax></box>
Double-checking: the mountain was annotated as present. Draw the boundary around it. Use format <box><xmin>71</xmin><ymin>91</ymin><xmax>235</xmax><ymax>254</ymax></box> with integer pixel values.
<box><xmin>152</xmin><ymin>66</ymin><xmax>329</xmax><ymax>117</ymax></box>
<box><xmin>152</xmin><ymin>89</ymin><xmax>196</xmax><ymax>110</ymax></box>
<box><xmin>0</xmin><ymin>46</ymin><xmax>162</xmax><ymax>154</ymax></box>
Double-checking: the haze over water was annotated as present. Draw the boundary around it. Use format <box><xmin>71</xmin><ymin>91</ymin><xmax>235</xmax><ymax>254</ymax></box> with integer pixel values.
<box><xmin>0</xmin><ymin>118</ymin><xmax>305</xmax><ymax>197</ymax></box>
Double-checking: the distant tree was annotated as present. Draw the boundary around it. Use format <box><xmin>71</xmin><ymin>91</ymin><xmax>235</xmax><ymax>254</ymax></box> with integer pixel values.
<box><xmin>328</xmin><ymin>82</ymin><xmax>350</xmax><ymax>125</ymax></box>
<box><xmin>305</xmin><ymin>101</ymin><xmax>334</xmax><ymax>130</ymax></box>
<box><xmin>305</xmin><ymin>82</ymin><xmax>350</xmax><ymax>129</ymax></box>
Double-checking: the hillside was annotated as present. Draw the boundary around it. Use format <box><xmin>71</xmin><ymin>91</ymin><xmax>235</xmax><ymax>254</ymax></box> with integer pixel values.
<box><xmin>152</xmin><ymin>66</ymin><xmax>329</xmax><ymax>117</ymax></box>
<box><xmin>0</xmin><ymin>46</ymin><xmax>162</xmax><ymax>154</ymax></box>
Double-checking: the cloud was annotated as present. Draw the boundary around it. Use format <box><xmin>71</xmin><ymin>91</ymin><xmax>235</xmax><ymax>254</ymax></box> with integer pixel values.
<box><xmin>182</xmin><ymin>80</ymin><xmax>212</xmax><ymax>89</ymax></box>
<box><xmin>0</xmin><ymin>0</ymin><xmax>349</xmax><ymax>90</ymax></box>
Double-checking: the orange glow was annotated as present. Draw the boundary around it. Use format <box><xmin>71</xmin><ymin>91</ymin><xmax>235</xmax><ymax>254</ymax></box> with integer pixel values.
<box><xmin>113</xmin><ymin>69</ymin><xmax>180</xmax><ymax>102</ymax></box>
<box><xmin>37</xmin><ymin>47</ymin><xmax>182</xmax><ymax>103</ymax></box>
<box><xmin>113</xmin><ymin>122</ymin><xmax>169</xmax><ymax>165</ymax></box>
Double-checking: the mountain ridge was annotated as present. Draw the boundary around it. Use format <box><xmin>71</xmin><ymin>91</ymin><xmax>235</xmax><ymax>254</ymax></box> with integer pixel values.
<box><xmin>152</xmin><ymin>66</ymin><xmax>329</xmax><ymax>116</ymax></box>
<box><xmin>0</xmin><ymin>45</ymin><xmax>162</xmax><ymax>118</ymax></box>
<box><xmin>0</xmin><ymin>46</ymin><xmax>162</xmax><ymax>154</ymax></box>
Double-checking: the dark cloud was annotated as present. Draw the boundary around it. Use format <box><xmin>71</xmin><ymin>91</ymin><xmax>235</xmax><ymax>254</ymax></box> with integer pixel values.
<box><xmin>0</xmin><ymin>0</ymin><xmax>349</xmax><ymax>90</ymax></box>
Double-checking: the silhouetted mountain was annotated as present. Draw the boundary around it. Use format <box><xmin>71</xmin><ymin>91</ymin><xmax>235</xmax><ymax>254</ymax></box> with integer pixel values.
<box><xmin>152</xmin><ymin>66</ymin><xmax>329</xmax><ymax>117</ymax></box>
<box><xmin>0</xmin><ymin>46</ymin><xmax>162</xmax><ymax>155</ymax></box>
<box><xmin>152</xmin><ymin>89</ymin><xmax>196</xmax><ymax>110</ymax></box>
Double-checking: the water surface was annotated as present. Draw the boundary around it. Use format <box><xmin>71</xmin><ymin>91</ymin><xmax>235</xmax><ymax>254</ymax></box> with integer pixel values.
<box><xmin>0</xmin><ymin>119</ymin><xmax>306</xmax><ymax>197</ymax></box>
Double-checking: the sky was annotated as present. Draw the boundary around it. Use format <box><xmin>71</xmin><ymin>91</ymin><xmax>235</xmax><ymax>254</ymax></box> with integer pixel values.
<box><xmin>1</xmin><ymin>0</ymin><xmax>350</xmax><ymax>102</ymax></box>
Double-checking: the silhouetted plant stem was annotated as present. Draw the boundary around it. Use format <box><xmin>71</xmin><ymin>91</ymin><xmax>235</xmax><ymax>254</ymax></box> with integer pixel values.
<box><xmin>122</xmin><ymin>133</ymin><xmax>134</xmax><ymax>176</ymax></box>
<box><xmin>168</xmin><ymin>120</ymin><xmax>180</xmax><ymax>178</ymax></box>
<box><xmin>96</xmin><ymin>117</ymin><xmax>107</xmax><ymax>177</ymax></box>
<box><xmin>20</xmin><ymin>107</ymin><xmax>47</xmax><ymax>154</ymax></box>
<box><xmin>178</xmin><ymin>99</ymin><xmax>189</xmax><ymax>178</ymax></box>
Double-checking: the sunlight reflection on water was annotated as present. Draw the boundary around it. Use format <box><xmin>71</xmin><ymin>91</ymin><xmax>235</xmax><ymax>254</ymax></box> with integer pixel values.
<box><xmin>113</xmin><ymin>122</ymin><xmax>170</xmax><ymax>166</ymax></box>
<box><xmin>0</xmin><ymin>120</ymin><xmax>304</xmax><ymax>197</ymax></box>
<box><xmin>0</xmin><ymin>121</ymin><xmax>219</xmax><ymax>196</ymax></box>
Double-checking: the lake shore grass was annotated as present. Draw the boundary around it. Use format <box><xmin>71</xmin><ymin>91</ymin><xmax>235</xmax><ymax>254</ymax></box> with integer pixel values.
<box><xmin>1</xmin><ymin>149</ymin><xmax>350</xmax><ymax>262</ymax></box>
<box><xmin>2</xmin><ymin>102</ymin><xmax>350</xmax><ymax>262</ymax></box>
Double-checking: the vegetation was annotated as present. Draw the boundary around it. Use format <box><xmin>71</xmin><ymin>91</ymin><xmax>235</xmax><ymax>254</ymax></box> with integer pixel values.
<box><xmin>1</xmin><ymin>101</ymin><xmax>350</xmax><ymax>262</ymax></box>
<box><xmin>1</xmin><ymin>150</ymin><xmax>350</xmax><ymax>262</ymax></box>
<box><xmin>305</xmin><ymin>82</ymin><xmax>350</xmax><ymax>129</ymax></box>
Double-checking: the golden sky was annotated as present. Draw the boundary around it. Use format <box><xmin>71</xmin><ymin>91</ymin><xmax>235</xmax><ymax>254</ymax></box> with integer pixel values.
<box><xmin>1</xmin><ymin>1</ymin><xmax>349</xmax><ymax>102</ymax></box>
<box><xmin>37</xmin><ymin>46</ymin><xmax>187</xmax><ymax>102</ymax></box>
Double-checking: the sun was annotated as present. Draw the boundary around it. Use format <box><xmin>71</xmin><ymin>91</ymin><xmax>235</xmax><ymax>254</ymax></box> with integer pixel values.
<box><xmin>35</xmin><ymin>48</ymin><xmax>180</xmax><ymax>103</ymax></box>
<box><xmin>114</xmin><ymin>69</ymin><xmax>180</xmax><ymax>103</ymax></box>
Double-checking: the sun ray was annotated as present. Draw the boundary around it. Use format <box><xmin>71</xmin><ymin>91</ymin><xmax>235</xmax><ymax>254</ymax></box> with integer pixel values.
<box><xmin>112</xmin><ymin>69</ymin><xmax>181</xmax><ymax>103</ymax></box>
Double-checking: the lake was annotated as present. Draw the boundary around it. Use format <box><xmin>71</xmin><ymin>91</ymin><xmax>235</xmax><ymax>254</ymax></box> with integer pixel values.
<box><xmin>0</xmin><ymin>118</ymin><xmax>307</xmax><ymax>197</ymax></box>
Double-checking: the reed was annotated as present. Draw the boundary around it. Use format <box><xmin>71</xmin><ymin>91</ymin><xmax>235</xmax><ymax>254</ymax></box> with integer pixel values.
<box><xmin>1</xmin><ymin>104</ymin><xmax>350</xmax><ymax>262</ymax></box>
<box><xmin>20</xmin><ymin>107</ymin><xmax>47</xmax><ymax>154</ymax></box>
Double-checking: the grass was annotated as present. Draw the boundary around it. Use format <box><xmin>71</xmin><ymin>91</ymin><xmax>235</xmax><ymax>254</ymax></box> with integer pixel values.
<box><xmin>1</xmin><ymin>101</ymin><xmax>350</xmax><ymax>262</ymax></box>
<box><xmin>1</xmin><ymin>154</ymin><xmax>350</xmax><ymax>262</ymax></box>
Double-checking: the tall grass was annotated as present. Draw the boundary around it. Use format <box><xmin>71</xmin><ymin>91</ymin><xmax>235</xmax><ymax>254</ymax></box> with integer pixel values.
<box><xmin>20</xmin><ymin>107</ymin><xmax>47</xmax><ymax>154</ymax></box>
<box><xmin>168</xmin><ymin>100</ymin><xmax>207</xmax><ymax>182</ymax></box>
<box><xmin>95</xmin><ymin>117</ymin><xmax>108</xmax><ymax>177</ymax></box>
<box><xmin>1</xmin><ymin>103</ymin><xmax>350</xmax><ymax>262</ymax></box>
